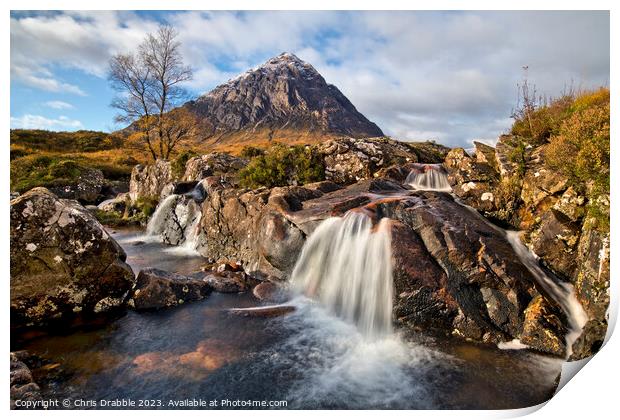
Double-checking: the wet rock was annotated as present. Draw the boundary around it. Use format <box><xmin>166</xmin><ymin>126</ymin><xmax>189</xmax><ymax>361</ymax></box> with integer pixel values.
<box><xmin>378</xmin><ymin>192</ymin><xmax>566</xmax><ymax>353</ymax></box>
<box><xmin>189</xmin><ymin>179</ymin><xmax>405</xmax><ymax>280</ymax></box>
<box><xmin>257</xmin><ymin>210</ymin><xmax>306</xmax><ymax>273</ymax></box>
<box><xmin>571</xmin><ymin>227</ymin><xmax>609</xmax><ymax>358</ymax></box>
<box><xmin>376</xmin><ymin>163</ymin><xmax>422</xmax><ymax>184</ymax></box>
<box><xmin>216</xmin><ymin>261</ymin><xmax>243</xmax><ymax>273</ymax></box>
<box><xmin>130</xmin><ymin>268</ymin><xmax>212</xmax><ymax>310</ymax></box>
<box><xmin>129</xmin><ymin>159</ymin><xmax>173</xmax><ymax>203</ymax></box>
<box><xmin>10</xmin><ymin>352</ymin><xmax>41</xmax><ymax>409</ymax></box>
<box><xmin>151</xmin><ymin>194</ymin><xmax>202</xmax><ymax>246</ymax></box>
<box><xmin>10</xmin><ymin>188</ymin><xmax>135</xmax><ymax>327</ymax></box>
<box><xmin>302</xmin><ymin>180</ymin><xmax>342</xmax><ymax>194</ymax></box>
<box><xmin>528</xmin><ymin>209</ymin><xmax>581</xmax><ymax>280</ymax></box>
<box><xmin>520</xmin><ymin>295</ymin><xmax>567</xmax><ymax>357</ymax></box>
<box><xmin>228</xmin><ymin>305</ymin><xmax>295</xmax><ymax>318</ymax></box>
<box><xmin>47</xmin><ymin>166</ymin><xmax>106</xmax><ymax>204</ymax></box>
<box><xmin>570</xmin><ymin>319</ymin><xmax>607</xmax><ymax>360</ymax></box>
<box><xmin>182</xmin><ymin>153</ymin><xmax>248</xmax><ymax>182</ymax></box>
<box><xmin>390</xmin><ymin>220</ymin><xmax>456</xmax><ymax>333</ymax></box>
<box><xmin>253</xmin><ymin>282</ymin><xmax>288</xmax><ymax>303</ymax></box>
<box><xmin>203</xmin><ymin>271</ymin><xmax>259</xmax><ymax>293</ymax></box>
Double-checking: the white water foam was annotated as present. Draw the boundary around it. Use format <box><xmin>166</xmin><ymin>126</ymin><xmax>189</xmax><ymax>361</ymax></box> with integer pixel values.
<box><xmin>279</xmin><ymin>296</ymin><xmax>442</xmax><ymax>409</ymax></box>
<box><xmin>405</xmin><ymin>163</ymin><xmax>452</xmax><ymax>192</ymax></box>
<box><xmin>163</xmin><ymin>213</ymin><xmax>202</xmax><ymax>256</ymax></box>
<box><xmin>290</xmin><ymin>211</ymin><xmax>393</xmax><ymax>339</ymax></box>
<box><xmin>146</xmin><ymin>194</ymin><xmax>180</xmax><ymax>237</ymax></box>
<box><xmin>506</xmin><ymin>231</ymin><xmax>588</xmax><ymax>358</ymax></box>
<box><xmin>145</xmin><ymin>193</ymin><xmax>203</xmax><ymax>255</ymax></box>
<box><xmin>497</xmin><ymin>338</ymin><xmax>530</xmax><ymax>351</ymax></box>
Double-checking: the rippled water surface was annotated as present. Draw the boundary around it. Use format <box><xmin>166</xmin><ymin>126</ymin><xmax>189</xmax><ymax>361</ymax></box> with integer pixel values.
<box><xmin>14</xmin><ymin>228</ymin><xmax>564</xmax><ymax>409</ymax></box>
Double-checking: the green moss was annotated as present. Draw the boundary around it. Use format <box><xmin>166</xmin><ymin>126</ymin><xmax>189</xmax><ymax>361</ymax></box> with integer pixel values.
<box><xmin>506</xmin><ymin>138</ymin><xmax>527</xmax><ymax>177</ymax></box>
<box><xmin>586</xmin><ymin>201</ymin><xmax>610</xmax><ymax>233</ymax></box>
<box><xmin>134</xmin><ymin>196</ymin><xmax>159</xmax><ymax>218</ymax></box>
<box><xmin>172</xmin><ymin>150</ymin><xmax>198</xmax><ymax>179</ymax></box>
<box><xmin>239</xmin><ymin>143</ymin><xmax>325</xmax><ymax>188</ymax></box>
<box><xmin>93</xmin><ymin>209</ymin><xmax>147</xmax><ymax>227</ymax></box>
<box><xmin>11</xmin><ymin>157</ymin><xmax>87</xmax><ymax>193</ymax></box>
<box><xmin>240</xmin><ymin>145</ymin><xmax>265</xmax><ymax>159</ymax></box>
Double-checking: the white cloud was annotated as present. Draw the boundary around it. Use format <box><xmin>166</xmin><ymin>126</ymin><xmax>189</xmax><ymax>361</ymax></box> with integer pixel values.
<box><xmin>11</xmin><ymin>65</ymin><xmax>86</xmax><ymax>96</ymax></box>
<box><xmin>10</xmin><ymin>114</ymin><xmax>83</xmax><ymax>130</ymax></box>
<box><xmin>10</xmin><ymin>11</ymin><xmax>609</xmax><ymax>146</ymax></box>
<box><xmin>44</xmin><ymin>100</ymin><xmax>74</xmax><ymax>110</ymax></box>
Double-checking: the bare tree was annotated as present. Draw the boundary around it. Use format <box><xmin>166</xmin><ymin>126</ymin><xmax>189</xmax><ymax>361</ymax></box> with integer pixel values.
<box><xmin>109</xmin><ymin>25</ymin><xmax>193</xmax><ymax>161</ymax></box>
<box><xmin>109</xmin><ymin>53</ymin><xmax>158</xmax><ymax>160</ymax></box>
<box><xmin>160</xmin><ymin>108</ymin><xmax>197</xmax><ymax>159</ymax></box>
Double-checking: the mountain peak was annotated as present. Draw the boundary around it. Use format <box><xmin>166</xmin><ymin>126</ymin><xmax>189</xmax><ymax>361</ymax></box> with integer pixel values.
<box><xmin>186</xmin><ymin>54</ymin><xmax>383</xmax><ymax>143</ymax></box>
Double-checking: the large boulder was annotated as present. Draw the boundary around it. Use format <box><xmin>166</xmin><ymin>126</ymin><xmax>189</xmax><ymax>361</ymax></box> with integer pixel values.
<box><xmin>182</xmin><ymin>153</ymin><xmax>248</xmax><ymax>182</ymax></box>
<box><xmin>130</xmin><ymin>268</ymin><xmax>212</xmax><ymax>310</ymax></box>
<box><xmin>195</xmin><ymin>186</ymin><xmax>306</xmax><ymax>280</ymax></box>
<box><xmin>494</xmin><ymin>134</ymin><xmax>525</xmax><ymax>177</ymax></box>
<box><xmin>520</xmin><ymin>295</ymin><xmax>567</xmax><ymax>356</ymax></box>
<box><xmin>473</xmin><ymin>141</ymin><xmax>499</xmax><ymax>170</ymax></box>
<box><xmin>149</xmin><ymin>194</ymin><xmax>202</xmax><ymax>246</ymax></box>
<box><xmin>47</xmin><ymin>166</ymin><xmax>106</xmax><ymax>204</ymax></box>
<box><xmin>444</xmin><ymin>147</ymin><xmax>499</xmax><ymax>213</ymax></box>
<box><xmin>378</xmin><ymin>191</ymin><xmax>567</xmax><ymax>353</ymax></box>
<box><xmin>129</xmin><ymin>159</ymin><xmax>173</xmax><ymax>202</ymax></box>
<box><xmin>97</xmin><ymin>192</ymin><xmax>130</xmax><ymax>214</ymax></box>
<box><xmin>316</xmin><ymin>137</ymin><xmax>448</xmax><ymax>184</ymax></box>
<box><xmin>203</xmin><ymin>271</ymin><xmax>260</xmax><ymax>293</ymax></box>
<box><xmin>10</xmin><ymin>352</ymin><xmax>41</xmax><ymax>409</ymax></box>
<box><xmin>528</xmin><ymin>209</ymin><xmax>581</xmax><ymax>280</ymax></box>
<box><xmin>174</xmin><ymin>178</ymin><xmax>401</xmax><ymax>280</ymax></box>
<box><xmin>570</xmin><ymin>222</ymin><xmax>610</xmax><ymax>359</ymax></box>
<box><xmin>519</xmin><ymin>146</ymin><xmax>568</xmax><ymax>219</ymax></box>
<box><xmin>10</xmin><ymin>188</ymin><xmax>135</xmax><ymax>327</ymax></box>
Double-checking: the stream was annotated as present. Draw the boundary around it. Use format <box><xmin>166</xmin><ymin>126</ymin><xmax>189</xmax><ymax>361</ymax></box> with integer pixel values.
<box><xmin>13</xmin><ymin>226</ymin><xmax>565</xmax><ymax>409</ymax></box>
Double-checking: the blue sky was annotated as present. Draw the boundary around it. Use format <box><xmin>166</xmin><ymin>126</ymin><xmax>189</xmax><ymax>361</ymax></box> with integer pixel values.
<box><xmin>10</xmin><ymin>10</ymin><xmax>610</xmax><ymax>147</ymax></box>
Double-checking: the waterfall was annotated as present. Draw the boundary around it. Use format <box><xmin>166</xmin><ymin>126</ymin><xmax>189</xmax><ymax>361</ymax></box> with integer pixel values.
<box><xmin>506</xmin><ymin>231</ymin><xmax>588</xmax><ymax>357</ymax></box>
<box><xmin>145</xmin><ymin>193</ymin><xmax>202</xmax><ymax>253</ymax></box>
<box><xmin>290</xmin><ymin>211</ymin><xmax>394</xmax><ymax>339</ymax></box>
<box><xmin>146</xmin><ymin>194</ymin><xmax>180</xmax><ymax>236</ymax></box>
<box><xmin>405</xmin><ymin>164</ymin><xmax>452</xmax><ymax>192</ymax></box>
<box><xmin>178</xmin><ymin>213</ymin><xmax>202</xmax><ymax>252</ymax></box>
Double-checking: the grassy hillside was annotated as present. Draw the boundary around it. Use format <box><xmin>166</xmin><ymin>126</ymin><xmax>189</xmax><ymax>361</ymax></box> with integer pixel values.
<box><xmin>510</xmin><ymin>87</ymin><xmax>610</xmax><ymax>231</ymax></box>
<box><xmin>10</xmin><ymin>130</ymin><xmax>149</xmax><ymax>193</ymax></box>
<box><xmin>10</xmin><ymin>127</ymin><xmax>445</xmax><ymax>193</ymax></box>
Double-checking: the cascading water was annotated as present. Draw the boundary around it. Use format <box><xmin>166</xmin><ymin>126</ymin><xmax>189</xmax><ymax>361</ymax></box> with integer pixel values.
<box><xmin>405</xmin><ymin>163</ymin><xmax>452</xmax><ymax>192</ymax></box>
<box><xmin>290</xmin><ymin>211</ymin><xmax>394</xmax><ymax>339</ymax></box>
<box><xmin>146</xmin><ymin>194</ymin><xmax>180</xmax><ymax>237</ymax></box>
<box><xmin>506</xmin><ymin>231</ymin><xmax>588</xmax><ymax>357</ymax></box>
<box><xmin>178</xmin><ymin>213</ymin><xmax>202</xmax><ymax>253</ymax></box>
<box><xmin>145</xmin><ymin>192</ymin><xmax>202</xmax><ymax>254</ymax></box>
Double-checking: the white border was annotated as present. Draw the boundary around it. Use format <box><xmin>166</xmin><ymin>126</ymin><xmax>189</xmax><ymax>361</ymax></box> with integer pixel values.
<box><xmin>3</xmin><ymin>1</ymin><xmax>618</xmax><ymax>419</ymax></box>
